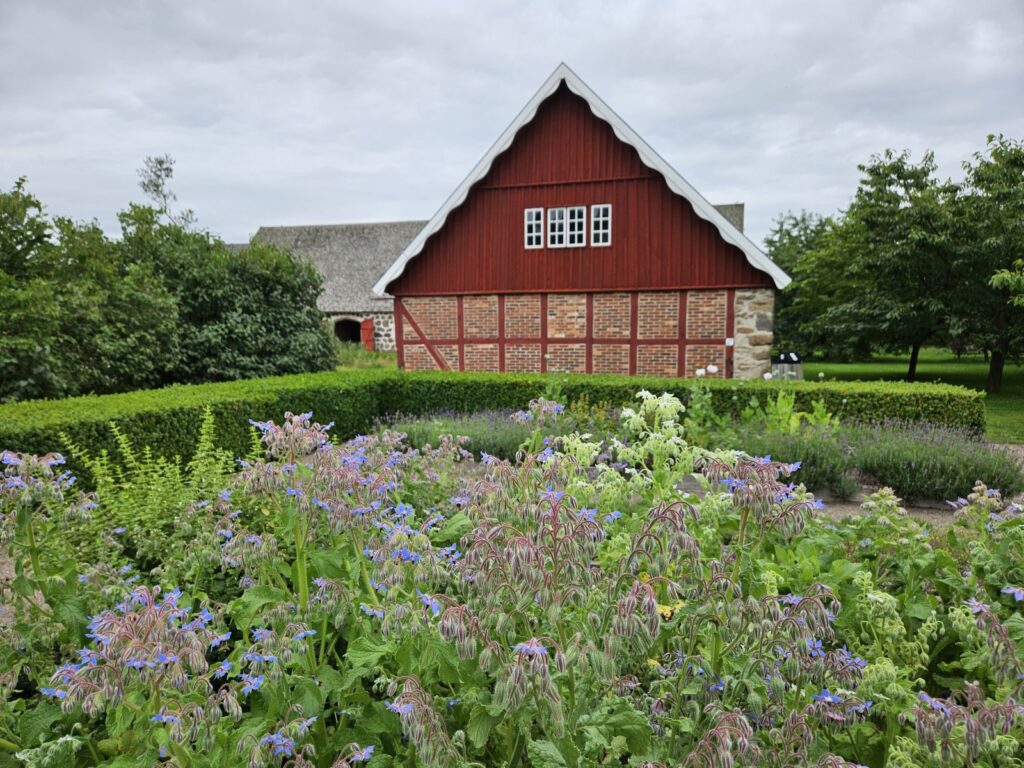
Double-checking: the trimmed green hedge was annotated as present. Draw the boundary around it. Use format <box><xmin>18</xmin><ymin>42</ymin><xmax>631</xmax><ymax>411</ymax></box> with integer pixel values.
<box><xmin>0</xmin><ymin>369</ymin><xmax>986</xmax><ymax>486</ymax></box>
<box><xmin>387</xmin><ymin>372</ymin><xmax>986</xmax><ymax>435</ymax></box>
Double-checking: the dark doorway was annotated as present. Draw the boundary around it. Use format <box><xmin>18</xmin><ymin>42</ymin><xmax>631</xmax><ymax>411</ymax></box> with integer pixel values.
<box><xmin>334</xmin><ymin>319</ymin><xmax>361</xmax><ymax>343</ymax></box>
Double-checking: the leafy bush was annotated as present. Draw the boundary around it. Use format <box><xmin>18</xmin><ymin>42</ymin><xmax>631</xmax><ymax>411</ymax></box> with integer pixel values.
<box><xmin>384</xmin><ymin>410</ymin><xmax>534</xmax><ymax>460</ymax></box>
<box><xmin>389</xmin><ymin>371</ymin><xmax>988</xmax><ymax>435</ymax></box>
<box><xmin>0</xmin><ymin>370</ymin><xmax>986</xmax><ymax>490</ymax></box>
<box><xmin>0</xmin><ymin>177</ymin><xmax>334</xmax><ymax>403</ymax></box>
<box><xmin>737</xmin><ymin>426</ymin><xmax>861</xmax><ymax>499</ymax></box>
<box><xmin>849</xmin><ymin>421</ymin><xmax>1024</xmax><ymax>501</ymax></box>
<box><xmin>0</xmin><ymin>370</ymin><xmax>389</xmax><ymax>487</ymax></box>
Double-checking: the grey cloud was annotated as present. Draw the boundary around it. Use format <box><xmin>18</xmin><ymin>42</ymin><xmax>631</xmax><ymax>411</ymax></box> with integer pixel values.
<box><xmin>1</xmin><ymin>0</ymin><xmax>1021</xmax><ymax>245</ymax></box>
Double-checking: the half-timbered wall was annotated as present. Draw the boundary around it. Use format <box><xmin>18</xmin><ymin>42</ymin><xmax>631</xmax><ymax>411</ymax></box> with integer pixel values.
<box><xmin>396</xmin><ymin>289</ymin><xmax>774</xmax><ymax>377</ymax></box>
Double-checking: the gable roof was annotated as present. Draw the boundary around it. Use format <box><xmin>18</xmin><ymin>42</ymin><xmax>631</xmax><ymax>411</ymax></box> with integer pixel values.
<box><xmin>373</xmin><ymin>63</ymin><xmax>790</xmax><ymax>295</ymax></box>
<box><xmin>254</xmin><ymin>220</ymin><xmax>426</xmax><ymax>314</ymax></box>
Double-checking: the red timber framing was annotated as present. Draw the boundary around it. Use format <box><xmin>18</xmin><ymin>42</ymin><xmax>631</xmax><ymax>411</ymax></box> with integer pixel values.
<box><xmin>395</xmin><ymin>289</ymin><xmax>737</xmax><ymax>379</ymax></box>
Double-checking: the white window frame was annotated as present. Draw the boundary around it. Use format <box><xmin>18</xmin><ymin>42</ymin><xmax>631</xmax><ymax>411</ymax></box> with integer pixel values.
<box><xmin>524</xmin><ymin>208</ymin><xmax>544</xmax><ymax>249</ymax></box>
<box><xmin>591</xmin><ymin>204</ymin><xmax>612</xmax><ymax>246</ymax></box>
<box><xmin>567</xmin><ymin>206</ymin><xmax>586</xmax><ymax>247</ymax></box>
<box><xmin>547</xmin><ymin>207</ymin><xmax>566</xmax><ymax>248</ymax></box>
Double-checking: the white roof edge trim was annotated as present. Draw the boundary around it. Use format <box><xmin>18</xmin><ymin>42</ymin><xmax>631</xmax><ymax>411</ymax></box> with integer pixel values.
<box><xmin>373</xmin><ymin>63</ymin><xmax>790</xmax><ymax>296</ymax></box>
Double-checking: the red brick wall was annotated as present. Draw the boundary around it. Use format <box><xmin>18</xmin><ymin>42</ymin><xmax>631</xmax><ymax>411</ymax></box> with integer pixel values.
<box><xmin>397</xmin><ymin>290</ymin><xmax>736</xmax><ymax>378</ymax></box>
<box><xmin>686</xmin><ymin>290</ymin><xmax>727</xmax><ymax>339</ymax></box>
<box><xmin>592</xmin><ymin>293</ymin><xmax>631</xmax><ymax>338</ymax></box>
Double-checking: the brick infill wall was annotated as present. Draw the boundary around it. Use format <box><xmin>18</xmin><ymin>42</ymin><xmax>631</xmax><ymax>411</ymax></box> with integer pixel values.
<box><xmin>396</xmin><ymin>289</ymin><xmax>771</xmax><ymax>378</ymax></box>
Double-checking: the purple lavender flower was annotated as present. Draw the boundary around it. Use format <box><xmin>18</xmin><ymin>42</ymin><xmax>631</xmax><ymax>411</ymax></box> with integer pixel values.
<box><xmin>1001</xmin><ymin>586</ymin><xmax>1024</xmax><ymax>602</ymax></box>
<box><xmin>350</xmin><ymin>744</ymin><xmax>375</xmax><ymax>762</ymax></box>
<box><xmin>812</xmin><ymin>688</ymin><xmax>843</xmax><ymax>704</ymax></box>
<box><xmin>720</xmin><ymin>477</ymin><xmax>747</xmax><ymax>492</ymax></box>
<box><xmin>386</xmin><ymin>701</ymin><xmax>414</xmax><ymax>715</ymax></box>
<box><xmin>241</xmin><ymin>673</ymin><xmax>264</xmax><ymax>695</ymax></box>
<box><xmin>806</xmin><ymin>638</ymin><xmax>825</xmax><ymax>658</ymax></box>
<box><xmin>417</xmin><ymin>590</ymin><xmax>442</xmax><ymax>617</ymax></box>
<box><xmin>919</xmin><ymin>691</ymin><xmax>951</xmax><ymax>714</ymax></box>
<box><xmin>512</xmin><ymin>639</ymin><xmax>548</xmax><ymax>657</ymax></box>
<box><xmin>360</xmin><ymin>604</ymin><xmax>384</xmax><ymax>619</ymax></box>
<box><xmin>209</xmin><ymin>631</ymin><xmax>231</xmax><ymax>650</ymax></box>
<box><xmin>964</xmin><ymin>597</ymin><xmax>990</xmax><ymax>614</ymax></box>
<box><xmin>260</xmin><ymin>731</ymin><xmax>296</xmax><ymax>757</ymax></box>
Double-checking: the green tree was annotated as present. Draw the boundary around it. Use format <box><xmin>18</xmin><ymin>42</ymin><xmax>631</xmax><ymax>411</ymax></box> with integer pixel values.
<box><xmin>0</xmin><ymin>180</ymin><xmax>68</xmax><ymax>400</ymax></box>
<box><xmin>118</xmin><ymin>204</ymin><xmax>334</xmax><ymax>383</ymax></box>
<box><xmin>763</xmin><ymin>211</ymin><xmax>836</xmax><ymax>356</ymax></box>
<box><xmin>47</xmin><ymin>217</ymin><xmax>181</xmax><ymax>394</ymax></box>
<box><xmin>802</xmin><ymin>150</ymin><xmax>961</xmax><ymax>381</ymax></box>
<box><xmin>961</xmin><ymin>135</ymin><xmax>1024</xmax><ymax>393</ymax></box>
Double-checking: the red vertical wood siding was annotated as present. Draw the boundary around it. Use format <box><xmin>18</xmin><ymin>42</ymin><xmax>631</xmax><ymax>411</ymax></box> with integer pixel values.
<box><xmin>388</xmin><ymin>83</ymin><xmax>772</xmax><ymax>297</ymax></box>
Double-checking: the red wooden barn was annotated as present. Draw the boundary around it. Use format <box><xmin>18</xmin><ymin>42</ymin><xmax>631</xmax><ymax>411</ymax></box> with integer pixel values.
<box><xmin>373</xmin><ymin>64</ymin><xmax>789</xmax><ymax>379</ymax></box>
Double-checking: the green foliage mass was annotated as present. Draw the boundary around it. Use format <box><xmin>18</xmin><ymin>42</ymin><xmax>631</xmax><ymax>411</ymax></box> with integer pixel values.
<box><xmin>0</xmin><ymin>173</ymin><xmax>334</xmax><ymax>404</ymax></box>
<box><xmin>766</xmin><ymin>135</ymin><xmax>1024</xmax><ymax>393</ymax></box>
<box><xmin>0</xmin><ymin>369</ymin><xmax>986</xmax><ymax>488</ymax></box>
<box><xmin>2</xmin><ymin>402</ymin><xmax>1023</xmax><ymax>767</ymax></box>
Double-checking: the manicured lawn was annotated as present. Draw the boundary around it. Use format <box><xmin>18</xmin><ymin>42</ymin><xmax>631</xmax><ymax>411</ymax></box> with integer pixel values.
<box><xmin>804</xmin><ymin>349</ymin><xmax>1024</xmax><ymax>444</ymax></box>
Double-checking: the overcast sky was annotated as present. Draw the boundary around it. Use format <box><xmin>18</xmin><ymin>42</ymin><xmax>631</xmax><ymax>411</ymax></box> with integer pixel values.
<box><xmin>2</xmin><ymin>1</ymin><xmax>1021</xmax><ymax>246</ymax></box>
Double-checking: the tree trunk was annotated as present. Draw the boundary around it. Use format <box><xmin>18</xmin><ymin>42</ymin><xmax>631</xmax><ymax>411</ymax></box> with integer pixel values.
<box><xmin>987</xmin><ymin>350</ymin><xmax>1006</xmax><ymax>394</ymax></box>
<box><xmin>987</xmin><ymin>314</ymin><xmax>1009</xmax><ymax>394</ymax></box>
<box><xmin>906</xmin><ymin>342</ymin><xmax>922</xmax><ymax>382</ymax></box>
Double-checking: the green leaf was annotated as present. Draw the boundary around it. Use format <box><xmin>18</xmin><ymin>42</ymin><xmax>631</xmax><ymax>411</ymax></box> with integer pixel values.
<box><xmin>308</xmin><ymin>549</ymin><xmax>346</xmax><ymax>580</ymax></box>
<box><xmin>466</xmin><ymin>705</ymin><xmax>502</xmax><ymax>749</ymax></box>
<box><xmin>227</xmin><ymin>585</ymin><xmax>289</xmax><ymax>630</ymax></box>
<box><xmin>903</xmin><ymin>594</ymin><xmax>934</xmax><ymax>621</ymax></box>
<box><xmin>316</xmin><ymin>664</ymin><xmax>345</xmax><ymax>699</ymax></box>
<box><xmin>50</xmin><ymin>592</ymin><xmax>89</xmax><ymax>640</ymax></box>
<box><xmin>526</xmin><ymin>739</ymin><xmax>568</xmax><ymax>768</ymax></box>
<box><xmin>345</xmin><ymin>636</ymin><xmax>395</xmax><ymax>676</ymax></box>
<box><xmin>434</xmin><ymin>512</ymin><xmax>473</xmax><ymax>544</ymax></box>
<box><xmin>17</xmin><ymin>702</ymin><xmax>62</xmax><ymax>748</ymax></box>
<box><xmin>291</xmin><ymin>676</ymin><xmax>324</xmax><ymax>719</ymax></box>
<box><xmin>576</xmin><ymin>697</ymin><xmax>651</xmax><ymax>755</ymax></box>
<box><xmin>11</xmin><ymin>574</ymin><xmax>35</xmax><ymax>598</ymax></box>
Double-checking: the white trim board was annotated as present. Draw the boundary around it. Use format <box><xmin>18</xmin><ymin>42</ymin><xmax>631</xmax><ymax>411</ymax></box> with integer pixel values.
<box><xmin>373</xmin><ymin>63</ymin><xmax>790</xmax><ymax>295</ymax></box>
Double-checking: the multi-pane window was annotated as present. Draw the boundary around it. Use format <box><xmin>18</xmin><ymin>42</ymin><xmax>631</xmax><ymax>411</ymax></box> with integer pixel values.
<box><xmin>547</xmin><ymin>207</ymin><xmax>566</xmax><ymax>248</ymax></box>
<box><xmin>591</xmin><ymin>204</ymin><xmax>612</xmax><ymax>246</ymax></box>
<box><xmin>567</xmin><ymin>206</ymin><xmax>586</xmax><ymax>247</ymax></box>
<box><xmin>524</xmin><ymin>208</ymin><xmax>544</xmax><ymax>248</ymax></box>
<box><xmin>525</xmin><ymin>205</ymin><xmax>610</xmax><ymax>248</ymax></box>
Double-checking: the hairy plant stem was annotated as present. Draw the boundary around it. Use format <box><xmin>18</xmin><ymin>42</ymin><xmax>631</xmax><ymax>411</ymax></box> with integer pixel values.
<box><xmin>555</xmin><ymin>622</ymin><xmax>576</xmax><ymax>723</ymax></box>
<box><xmin>731</xmin><ymin>507</ymin><xmax>750</xmax><ymax>582</ymax></box>
<box><xmin>508</xmin><ymin>725</ymin><xmax>526</xmax><ymax>768</ymax></box>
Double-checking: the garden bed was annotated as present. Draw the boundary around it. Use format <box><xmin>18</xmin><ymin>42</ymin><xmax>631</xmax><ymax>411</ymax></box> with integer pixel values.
<box><xmin>2</xmin><ymin>392</ymin><xmax>1023</xmax><ymax>766</ymax></box>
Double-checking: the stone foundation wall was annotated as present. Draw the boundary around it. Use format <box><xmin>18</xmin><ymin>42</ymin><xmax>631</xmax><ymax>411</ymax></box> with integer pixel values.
<box><xmin>397</xmin><ymin>289</ymin><xmax>774</xmax><ymax>378</ymax></box>
<box><xmin>732</xmin><ymin>289</ymin><xmax>774</xmax><ymax>378</ymax></box>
